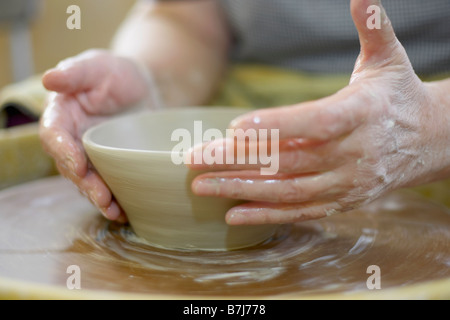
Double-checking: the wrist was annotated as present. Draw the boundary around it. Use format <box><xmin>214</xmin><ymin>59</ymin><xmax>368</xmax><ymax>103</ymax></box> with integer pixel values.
<box><xmin>131</xmin><ymin>58</ymin><xmax>165</xmax><ymax>111</ymax></box>
<box><xmin>111</xmin><ymin>55</ymin><xmax>166</xmax><ymax>114</ymax></box>
<box><xmin>423</xmin><ymin>79</ymin><xmax>450</xmax><ymax>182</ymax></box>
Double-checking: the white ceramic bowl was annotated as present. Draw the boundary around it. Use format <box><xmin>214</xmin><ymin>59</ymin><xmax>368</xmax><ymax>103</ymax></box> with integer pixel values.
<box><xmin>82</xmin><ymin>108</ymin><xmax>277</xmax><ymax>251</ymax></box>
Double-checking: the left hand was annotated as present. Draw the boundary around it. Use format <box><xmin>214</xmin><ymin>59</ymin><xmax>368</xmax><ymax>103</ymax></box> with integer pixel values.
<box><xmin>187</xmin><ymin>0</ymin><xmax>450</xmax><ymax>225</ymax></box>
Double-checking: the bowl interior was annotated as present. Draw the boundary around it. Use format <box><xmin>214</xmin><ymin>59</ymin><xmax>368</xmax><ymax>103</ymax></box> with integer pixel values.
<box><xmin>84</xmin><ymin>108</ymin><xmax>249</xmax><ymax>153</ymax></box>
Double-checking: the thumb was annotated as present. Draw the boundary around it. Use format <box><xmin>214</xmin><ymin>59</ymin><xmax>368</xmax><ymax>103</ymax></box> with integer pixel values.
<box><xmin>42</xmin><ymin>50</ymin><xmax>150</xmax><ymax>114</ymax></box>
<box><xmin>42</xmin><ymin>50</ymin><xmax>111</xmax><ymax>93</ymax></box>
<box><xmin>351</xmin><ymin>0</ymin><xmax>399</xmax><ymax>65</ymax></box>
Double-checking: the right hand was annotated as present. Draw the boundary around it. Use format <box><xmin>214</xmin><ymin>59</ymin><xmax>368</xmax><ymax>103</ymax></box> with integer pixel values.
<box><xmin>39</xmin><ymin>49</ymin><xmax>151</xmax><ymax>222</ymax></box>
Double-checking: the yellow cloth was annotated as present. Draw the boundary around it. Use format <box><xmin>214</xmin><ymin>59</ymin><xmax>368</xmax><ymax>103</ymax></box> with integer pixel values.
<box><xmin>0</xmin><ymin>75</ymin><xmax>48</xmax><ymax>127</ymax></box>
<box><xmin>0</xmin><ymin>123</ymin><xmax>57</xmax><ymax>189</ymax></box>
<box><xmin>210</xmin><ymin>64</ymin><xmax>351</xmax><ymax>108</ymax></box>
<box><xmin>0</xmin><ymin>76</ymin><xmax>57</xmax><ymax>190</ymax></box>
<box><xmin>0</xmin><ymin>64</ymin><xmax>448</xmax><ymax>208</ymax></box>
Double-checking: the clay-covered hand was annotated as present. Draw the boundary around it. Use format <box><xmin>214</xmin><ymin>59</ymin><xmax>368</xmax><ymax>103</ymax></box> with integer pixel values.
<box><xmin>188</xmin><ymin>0</ymin><xmax>450</xmax><ymax>225</ymax></box>
<box><xmin>40</xmin><ymin>49</ymin><xmax>151</xmax><ymax>221</ymax></box>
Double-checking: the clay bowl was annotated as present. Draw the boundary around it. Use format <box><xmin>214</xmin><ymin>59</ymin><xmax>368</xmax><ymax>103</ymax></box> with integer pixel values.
<box><xmin>82</xmin><ymin>108</ymin><xmax>278</xmax><ymax>251</ymax></box>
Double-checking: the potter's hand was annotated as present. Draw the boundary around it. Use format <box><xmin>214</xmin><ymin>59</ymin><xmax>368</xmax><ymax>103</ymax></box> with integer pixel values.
<box><xmin>40</xmin><ymin>49</ymin><xmax>151</xmax><ymax>221</ymax></box>
<box><xmin>188</xmin><ymin>0</ymin><xmax>450</xmax><ymax>225</ymax></box>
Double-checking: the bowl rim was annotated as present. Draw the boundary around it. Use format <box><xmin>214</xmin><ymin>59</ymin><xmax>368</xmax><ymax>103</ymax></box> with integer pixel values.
<box><xmin>82</xmin><ymin>107</ymin><xmax>250</xmax><ymax>156</ymax></box>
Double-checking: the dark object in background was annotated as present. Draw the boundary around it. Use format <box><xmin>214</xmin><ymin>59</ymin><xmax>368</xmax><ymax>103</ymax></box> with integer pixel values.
<box><xmin>4</xmin><ymin>105</ymin><xmax>38</xmax><ymax>128</ymax></box>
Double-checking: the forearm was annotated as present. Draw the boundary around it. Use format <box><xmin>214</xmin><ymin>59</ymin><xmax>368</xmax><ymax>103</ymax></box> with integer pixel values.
<box><xmin>424</xmin><ymin>77</ymin><xmax>450</xmax><ymax>182</ymax></box>
<box><xmin>111</xmin><ymin>0</ymin><xmax>229</xmax><ymax>108</ymax></box>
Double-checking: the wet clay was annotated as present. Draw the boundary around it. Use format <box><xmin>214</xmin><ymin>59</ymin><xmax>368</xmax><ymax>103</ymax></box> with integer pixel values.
<box><xmin>0</xmin><ymin>176</ymin><xmax>449</xmax><ymax>299</ymax></box>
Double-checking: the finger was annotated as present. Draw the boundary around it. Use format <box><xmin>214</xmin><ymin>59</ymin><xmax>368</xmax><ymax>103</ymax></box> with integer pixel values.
<box><xmin>42</xmin><ymin>50</ymin><xmax>112</xmax><ymax>94</ymax></box>
<box><xmin>55</xmin><ymin>161</ymin><xmax>108</xmax><ymax>208</ymax></box>
<box><xmin>102</xmin><ymin>199</ymin><xmax>125</xmax><ymax>222</ymax></box>
<box><xmin>42</xmin><ymin>50</ymin><xmax>149</xmax><ymax>114</ymax></box>
<box><xmin>229</xmin><ymin>85</ymin><xmax>368</xmax><ymax>141</ymax></box>
<box><xmin>225</xmin><ymin>201</ymin><xmax>342</xmax><ymax>225</ymax></box>
<box><xmin>188</xmin><ymin>137</ymin><xmax>343</xmax><ymax>174</ymax></box>
<box><xmin>40</xmin><ymin>94</ymin><xmax>124</xmax><ymax>221</ymax></box>
<box><xmin>39</xmin><ymin>95</ymin><xmax>89</xmax><ymax>178</ymax></box>
<box><xmin>192</xmin><ymin>170</ymin><xmax>347</xmax><ymax>204</ymax></box>
<box><xmin>350</xmin><ymin>0</ymin><xmax>399</xmax><ymax>64</ymax></box>
<box><xmin>56</xmin><ymin>161</ymin><xmax>122</xmax><ymax>221</ymax></box>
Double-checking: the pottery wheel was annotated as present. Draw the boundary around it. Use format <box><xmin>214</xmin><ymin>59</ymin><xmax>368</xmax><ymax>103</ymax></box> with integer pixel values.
<box><xmin>0</xmin><ymin>176</ymin><xmax>449</xmax><ymax>299</ymax></box>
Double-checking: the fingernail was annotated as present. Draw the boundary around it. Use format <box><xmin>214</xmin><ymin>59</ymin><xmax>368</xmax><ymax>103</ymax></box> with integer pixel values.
<box><xmin>43</xmin><ymin>68</ymin><xmax>57</xmax><ymax>77</ymax></box>
<box><xmin>192</xmin><ymin>178</ymin><xmax>222</xmax><ymax>195</ymax></box>
<box><xmin>184</xmin><ymin>147</ymin><xmax>194</xmax><ymax>165</ymax></box>
<box><xmin>229</xmin><ymin>114</ymin><xmax>257</xmax><ymax>129</ymax></box>
<box><xmin>226</xmin><ymin>209</ymin><xmax>246</xmax><ymax>225</ymax></box>
<box><xmin>185</xmin><ymin>145</ymin><xmax>202</xmax><ymax>165</ymax></box>
<box><xmin>101</xmin><ymin>201</ymin><xmax>121</xmax><ymax>221</ymax></box>
<box><xmin>229</xmin><ymin>117</ymin><xmax>242</xmax><ymax>129</ymax></box>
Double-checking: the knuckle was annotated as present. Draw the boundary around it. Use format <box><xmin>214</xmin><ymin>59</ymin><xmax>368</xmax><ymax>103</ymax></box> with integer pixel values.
<box><xmin>314</xmin><ymin>111</ymin><xmax>340</xmax><ymax>140</ymax></box>
<box><xmin>281</xmin><ymin>148</ymin><xmax>322</xmax><ymax>173</ymax></box>
<box><xmin>228</xmin><ymin>179</ymin><xmax>242</xmax><ymax>198</ymax></box>
<box><xmin>279</xmin><ymin>180</ymin><xmax>303</xmax><ymax>202</ymax></box>
<box><xmin>230</xmin><ymin>187</ymin><xmax>241</xmax><ymax>199</ymax></box>
<box><xmin>280</xmin><ymin>150</ymin><xmax>303</xmax><ymax>172</ymax></box>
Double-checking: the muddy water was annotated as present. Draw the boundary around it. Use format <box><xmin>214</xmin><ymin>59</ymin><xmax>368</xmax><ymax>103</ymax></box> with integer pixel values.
<box><xmin>0</xmin><ymin>177</ymin><xmax>449</xmax><ymax>297</ymax></box>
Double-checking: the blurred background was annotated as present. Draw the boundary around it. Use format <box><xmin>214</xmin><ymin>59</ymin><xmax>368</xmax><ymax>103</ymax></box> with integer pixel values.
<box><xmin>0</xmin><ymin>0</ymin><xmax>136</xmax><ymax>189</ymax></box>
<box><xmin>0</xmin><ymin>0</ymin><xmax>135</xmax><ymax>88</ymax></box>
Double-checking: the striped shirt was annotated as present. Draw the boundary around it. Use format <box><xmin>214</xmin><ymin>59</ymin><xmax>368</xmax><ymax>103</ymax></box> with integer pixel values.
<box><xmin>218</xmin><ymin>0</ymin><xmax>450</xmax><ymax>75</ymax></box>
